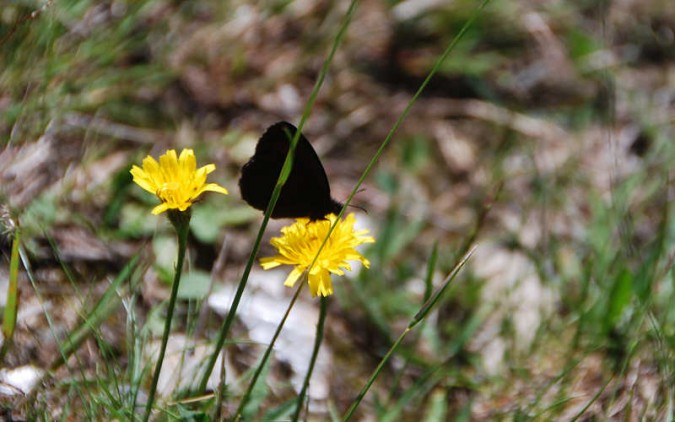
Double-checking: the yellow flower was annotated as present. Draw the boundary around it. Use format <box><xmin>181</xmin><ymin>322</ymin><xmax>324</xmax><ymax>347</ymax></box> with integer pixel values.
<box><xmin>130</xmin><ymin>149</ymin><xmax>228</xmax><ymax>215</ymax></box>
<box><xmin>260</xmin><ymin>213</ymin><xmax>375</xmax><ymax>297</ymax></box>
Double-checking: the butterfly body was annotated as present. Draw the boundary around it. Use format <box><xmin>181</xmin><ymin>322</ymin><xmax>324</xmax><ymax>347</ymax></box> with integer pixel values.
<box><xmin>239</xmin><ymin>121</ymin><xmax>343</xmax><ymax>220</ymax></box>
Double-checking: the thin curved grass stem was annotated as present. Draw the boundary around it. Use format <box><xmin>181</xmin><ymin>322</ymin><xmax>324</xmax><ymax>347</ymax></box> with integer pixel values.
<box><xmin>196</xmin><ymin>0</ymin><xmax>360</xmax><ymax>395</ymax></box>
<box><xmin>292</xmin><ymin>296</ymin><xmax>329</xmax><ymax>422</ymax></box>
<box><xmin>233</xmin><ymin>281</ymin><xmax>305</xmax><ymax>421</ymax></box>
<box><xmin>341</xmin><ymin>247</ymin><xmax>475</xmax><ymax>421</ymax></box>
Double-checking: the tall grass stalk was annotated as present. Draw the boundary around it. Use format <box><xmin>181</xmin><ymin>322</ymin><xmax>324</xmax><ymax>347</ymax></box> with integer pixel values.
<box><xmin>196</xmin><ymin>0</ymin><xmax>361</xmax><ymax>395</ymax></box>
<box><xmin>342</xmin><ymin>247</ymin><xmax>476</xmax><ymax>421</ymax></box>
<box><xmin>292</xmin><ymin>296</ymin><xmax>329</xmax><ymax>421</ymax></box>
<box><xmin>232</xmin><ymin>281</ymin><xmax>305</xmax><ymax>420</ymax></box>
<box><xmin>332</xmin><ymin>0</ymin><xmax>492</xmax><ymax>223</ymax></box>
<box><xmin>384</xmin><ymin>242</ymin><xmax>438</xmax><ymax>405</ymax></box>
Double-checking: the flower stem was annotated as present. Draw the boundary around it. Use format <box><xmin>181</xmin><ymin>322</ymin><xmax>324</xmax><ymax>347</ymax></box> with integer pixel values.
<box><xmin>142</xmin><ymin>212</ymin><xmax>190</xmax><ymax>422</ymax></box>
<box><xmin>292</xmin><ymin>296</ymin><xmax>328</xmax><ymax>421</ymax></box>
<box><xmin>233</xmin><ymin>281</ymin><xmax>305</xmax><ymax>421</ymax></box>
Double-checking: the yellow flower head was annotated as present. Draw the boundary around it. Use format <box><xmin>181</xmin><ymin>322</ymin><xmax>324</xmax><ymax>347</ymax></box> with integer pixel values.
<box><xmin>260</xmin><ymin>213</ymin><xmax>375</xmax><ymax>297</ymax></box>
<box><xmin>130</xmin><ymin>149</ymin><xmax>228</xmax><ymax>215</ymax></box>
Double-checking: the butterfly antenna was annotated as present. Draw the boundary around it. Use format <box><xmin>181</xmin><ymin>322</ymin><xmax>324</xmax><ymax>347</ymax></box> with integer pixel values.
<box><xmin>344</xmin><ymin>187</ymin><xmax>368</xmax><ymax>213</ymax></box>
<box><xmin>347</xmin><ymin>203</ymin><xmax>368</xmax><ymax>214</ymax></box>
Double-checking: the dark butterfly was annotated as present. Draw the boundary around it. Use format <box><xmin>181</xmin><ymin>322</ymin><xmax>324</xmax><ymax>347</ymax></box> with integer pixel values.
<box><xmin>239</xmin><ymin>121</ymin><xmax>343</xmax><ymax>220</ymax></box>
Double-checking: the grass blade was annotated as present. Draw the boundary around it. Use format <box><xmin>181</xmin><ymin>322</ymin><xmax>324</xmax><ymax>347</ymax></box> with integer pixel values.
<box><xmin>0</xmin><ymin>226</ymin><xmax>21</xmax><ymax>361</ymax></box>
<box><xmin>342</xmin><ymin>246</ymin><xmax>475</xmax><ymax>421</ymax></box>
<box><xmin>50</xmin><ymin>255</ymin><xmax>140</xmax><ymax>370</ymax></box>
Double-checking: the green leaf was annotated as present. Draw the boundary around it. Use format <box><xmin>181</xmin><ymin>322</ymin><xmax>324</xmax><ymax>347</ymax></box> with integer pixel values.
<box><xmin>604</xmin><ymin>268</ymin><xmax>633</xmax><ymax>332</ymax></box>
<box><xmin>152</xmin><ymin>234</ymin><xmax>178</xmax><ymax>283</ymax></box>
<box><xmin>119</xmin><ymin>203</ymin><xmax>162</xmax><ymax>237</ymax></box>
<box><xmin>191</xmin><ymin>203</ymin><xmax>256</xmax><ymax>243</ymax></box>
<box><xmin>176</xmin><ymin>270</ymin><xmax>212</xmax><ymax>300</ymax></box>
<box><xmin>400</xmin><ymin>135</ymin><xmax>431</xmax><ymax>172</ymax></box>
<box><xmin>423</xmin><ymin>389</ymin><xmax>448</xmax><ymax>422</ymax></box>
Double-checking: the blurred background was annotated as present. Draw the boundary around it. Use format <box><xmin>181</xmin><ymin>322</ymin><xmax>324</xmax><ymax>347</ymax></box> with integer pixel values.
<box><xmin>0</xmin><ymin>0</ymin><xmax>673</xmax><ymax>419</ymax></box>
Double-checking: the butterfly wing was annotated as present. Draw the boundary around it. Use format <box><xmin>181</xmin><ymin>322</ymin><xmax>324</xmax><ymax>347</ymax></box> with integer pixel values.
<box><xmin>239</xmin><ymin>121</ymin><xmax>343</xmax><ymax>220</ymax></box>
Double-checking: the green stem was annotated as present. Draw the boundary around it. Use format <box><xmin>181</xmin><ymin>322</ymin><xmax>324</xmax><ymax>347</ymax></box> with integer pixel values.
<box><xmin>233</xmin><ymin>281</ymin><xmax>305</xmax><ymax>421</ymax></box>
<box><xmin>142</xmin><ymin>212</ymin><xmax>190</xmax><ymax>422</ymax></box>
<box><xmin>335</xmin><ymin>0</ymin><xmax>492</xmax><ymax>223</ymax></box>
<box><xmin>342</xmin><ymin>327</ymin><xmax>411</xmax><ymax>422</ymax></box>
<box><xmin>292</xmin><ymin>297</ymin><xmax>328</xmax><ymax>422</ymax></box>
<box><xmin>198</xmin><ymin>227</ymin><xmax>261</xmax><ymax>393</ymax></box>
<box><xmin>341</xmin><ymin>248</ymin><xmax>475</xmax><ymax>421</ymax></box>
<box><xmin>196</xmin><ymin>0</ymin><xmax>360</xmax><ymax>395</ymax></box>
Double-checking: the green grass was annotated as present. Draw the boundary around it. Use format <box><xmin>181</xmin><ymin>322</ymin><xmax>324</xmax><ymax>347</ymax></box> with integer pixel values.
<box><xmin>1</xmin><ymin>0</ymin><xmax>674</xmax><ymax>420</ymax></box>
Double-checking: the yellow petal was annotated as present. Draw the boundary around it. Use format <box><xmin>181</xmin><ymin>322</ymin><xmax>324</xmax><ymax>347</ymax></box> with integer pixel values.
<box><xmin>141</xmin><ymin>155</ymin><xmax>161</xmax><ymax>174</ymax></box>
<box><xmin>130</xmin><ymin>166</ymin><xmax>157</xmax><ymax>194</ymax></box>
<box><xmin>283</xmin><ymin>267</ymin><xmax>304</xmax><ymax>287</ymax></box>
<box><xmin>260</xmin><ymin>257</ymin><xmax>282</xmax><ymax>269</ymax></box>
<box><xmin>202</xmin><ymin>183</ymin><xmax>229</xmax><ymax>195</ymax></box>
<box><xmin>152</xmin><ymin>203</ymin><xmax>170</xmax><ymax>215</ymax></box>
<box><xmin>309</xmin><ymin>270</ymin><xmax>333</xmax><ymax>297</ymax></box>
<box><xmin>200</xmin><ymin>163</ymin><xmax>216</xmax><ymax>174</ymax></box>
